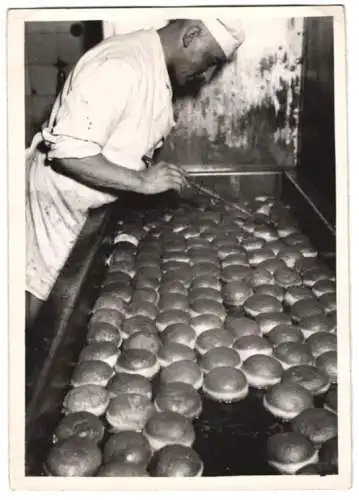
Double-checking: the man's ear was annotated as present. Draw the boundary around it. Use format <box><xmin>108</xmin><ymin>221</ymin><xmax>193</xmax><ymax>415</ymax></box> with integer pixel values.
<box><xmin>182</xmin><ymin>23</ymin><xmax>202</xmax><ymax>48</ymax></box>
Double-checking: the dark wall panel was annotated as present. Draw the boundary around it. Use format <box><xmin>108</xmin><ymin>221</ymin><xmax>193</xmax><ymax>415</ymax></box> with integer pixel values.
<box><xmin>297</xmin><ymin>17</ymin><xmax>336</xmax><ymax>225</ymax></box>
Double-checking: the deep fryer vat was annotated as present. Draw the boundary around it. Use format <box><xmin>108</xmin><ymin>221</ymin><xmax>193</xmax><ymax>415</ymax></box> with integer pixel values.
<box><xmin>25</xmin><ymin>170</ymin><xmax>336</xmax><ymax>477</ymax></box>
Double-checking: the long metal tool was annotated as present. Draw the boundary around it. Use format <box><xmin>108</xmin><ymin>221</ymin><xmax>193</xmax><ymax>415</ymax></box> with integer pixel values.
<box><xmin>142</xmin><ymin>156</ymin><xmax>252</xmax><ymax>218</ymax></box>
<box><xmin>185</xmin><ymin>177</ymin><xmax>252</xmax><ymax>218</ymax></box>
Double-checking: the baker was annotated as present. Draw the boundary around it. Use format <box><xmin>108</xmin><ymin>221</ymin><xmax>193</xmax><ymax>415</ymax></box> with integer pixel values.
<box><xmin>26</xmin><ymin>17</ymin><xmax>245</xmax><ymax>328</ymax></box>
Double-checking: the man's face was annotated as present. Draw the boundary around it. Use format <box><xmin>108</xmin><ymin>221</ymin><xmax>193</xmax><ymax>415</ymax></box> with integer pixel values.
<box><xmin>169</xmin><ymin>23</ymin><xmax>227</xmax><ymax>97</ymax></box>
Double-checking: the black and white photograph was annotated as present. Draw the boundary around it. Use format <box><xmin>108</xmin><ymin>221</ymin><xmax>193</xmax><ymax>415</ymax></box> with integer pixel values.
<box><xmin>7</xmin><ymin>4</ymin><xmax>351</xmax><ymax>489</ymax></box>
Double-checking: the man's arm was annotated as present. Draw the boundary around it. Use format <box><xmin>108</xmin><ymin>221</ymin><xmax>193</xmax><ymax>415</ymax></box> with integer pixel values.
<box><xmin>52</xmin><ymin>154</ymin><xmax>186</xmax><ymax>195</ymax></box>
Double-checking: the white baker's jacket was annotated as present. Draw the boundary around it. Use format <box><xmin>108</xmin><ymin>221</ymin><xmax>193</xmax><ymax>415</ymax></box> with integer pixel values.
<box><xmin>26</xmin><ymin>29</ymin><xmax>175</xmax><ymax>300</ymax></box>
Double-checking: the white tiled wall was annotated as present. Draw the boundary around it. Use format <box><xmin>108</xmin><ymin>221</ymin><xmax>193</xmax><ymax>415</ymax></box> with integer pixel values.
<box><xmin>25</xmin><ymin>21</ymin><xmax>80</xmax><ymax>34</ymax></box>
<box><xmin>30</xmin><ymin>66</ymin><xmax>58</xmax><ymax>96</ymax></box>
<box><xmin>57</xmin><ymin>33</ymin><xmax>84</xmax><ymax>63</ymax></box>
<box><xmin>25</xmin><ymin>21</ymin><xmax>87</xmax><ymax>145</ymax></box>
<box><xmin>26</xmin><ymin>33</ymin><xmax>58</xmax><ymax>64</ymax></box>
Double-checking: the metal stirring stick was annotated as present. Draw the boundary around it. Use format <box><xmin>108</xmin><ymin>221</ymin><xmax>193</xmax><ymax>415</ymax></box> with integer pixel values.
<box><xmin>186</xmin><ymin>178</ymin><xmax>252</xmax><ymax>218</ymax></box>
<box><xmin>142</xmin><ymin>156</ymin><xmax>252</xmax><ymax>218</ymax></box>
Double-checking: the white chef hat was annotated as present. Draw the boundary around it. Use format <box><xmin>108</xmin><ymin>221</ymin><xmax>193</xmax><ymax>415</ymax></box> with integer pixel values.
<box><xmin>201</xmin><ymin>18</ymin><xmax>245</xmax><ymax>59</ymax></box>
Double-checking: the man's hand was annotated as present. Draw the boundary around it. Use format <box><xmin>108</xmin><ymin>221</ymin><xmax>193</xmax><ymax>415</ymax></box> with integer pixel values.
<box><xmin>142</xmin><ymin>162</ymin><xmax>187</xmax><ymax>195</ymax></box>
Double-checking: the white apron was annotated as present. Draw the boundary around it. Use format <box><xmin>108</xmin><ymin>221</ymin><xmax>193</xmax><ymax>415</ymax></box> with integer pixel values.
<box><xmin>26</xmin><ymin>29</ymin><xmax>174</xmax><ymax>300</ymax></box>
